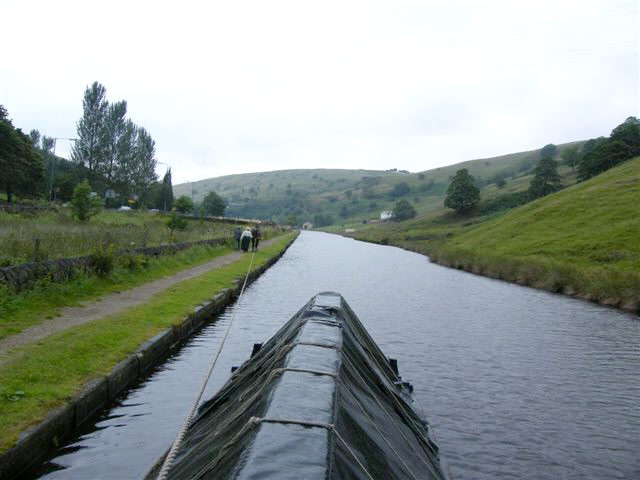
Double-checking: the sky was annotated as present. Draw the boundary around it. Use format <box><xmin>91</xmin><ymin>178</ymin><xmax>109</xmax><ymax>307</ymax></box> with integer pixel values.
<box><xmin>2</xmin><ymin>0</ymin><xmax>638</xmax><ymax>185</ymax></box>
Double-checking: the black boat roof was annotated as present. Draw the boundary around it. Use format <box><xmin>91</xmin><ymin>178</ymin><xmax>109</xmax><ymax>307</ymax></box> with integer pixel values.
<box><xmin>155</xmin><ymin>292</ymin><xmax>447</xmax><ymax>479</ymax></box>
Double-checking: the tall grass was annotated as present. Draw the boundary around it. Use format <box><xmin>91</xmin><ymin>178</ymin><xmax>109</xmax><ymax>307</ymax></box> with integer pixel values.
<box><xmin>0</xmin><ymin>209</ymin><xmax>279</xmax><ymax>266</ymax></box>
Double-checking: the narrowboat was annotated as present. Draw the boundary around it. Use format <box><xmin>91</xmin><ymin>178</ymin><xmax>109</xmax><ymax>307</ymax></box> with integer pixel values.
<box><xmin>148</xmin><ymin>292</ymin><xmax>448</xmax><ymax>479</ymax></box>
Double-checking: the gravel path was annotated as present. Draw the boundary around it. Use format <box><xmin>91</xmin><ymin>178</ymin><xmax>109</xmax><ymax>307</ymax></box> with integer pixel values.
<box><xmin>0</xmin><ymin>240</ymin><xmax>277</xmax><ymax>361</ymax></box>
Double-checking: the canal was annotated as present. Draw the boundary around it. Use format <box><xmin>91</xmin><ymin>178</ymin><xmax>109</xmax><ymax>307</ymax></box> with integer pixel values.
<box><xmin>35</xmin><ymin>231</ymin><xmax>639</xmax><ymax>479</ymax></box>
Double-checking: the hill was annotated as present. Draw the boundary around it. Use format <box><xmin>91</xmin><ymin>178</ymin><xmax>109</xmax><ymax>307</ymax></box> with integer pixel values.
<box><xmin>346</xmin><ymin>157</ymin><xmax>640</xmax><ymax>313</ymax></box>
<box><xmin>173</xmin><ymin>142</ymin><xmax>583</xmax><ymax>224</ymax></box>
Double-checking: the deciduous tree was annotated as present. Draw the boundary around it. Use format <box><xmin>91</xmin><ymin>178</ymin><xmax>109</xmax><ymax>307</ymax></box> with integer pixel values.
<box><xmin>444</xmin><ymin>169</ymin><xmax>480</xmax><ymax>214</ymax></box>
<box><xmin>0</xmin><ymin>106</ymin><xmax>44</xmax><ymax>202</ymax></box>
<box><xmin>71</xmin><ymin>82</ymin><xmax>108</xmax><ymax>184</ymax></box>
<box><xmin>132</xmin><ymin>127</ymin><xmax>157</xmax><ymax>204</ymax></box>
<box><xmin>528</xmin><ymin>157</ymin><xmax>562</xmax><ymax>199</ymax></box>
<box><xmin>393</xmin><ymin>199</ymin><xmax>416</xmax><ymax>220</ymax></box>
<box><xmin>201</xmin><ymin>191</ymin><xmax>226</xmax><ymax>216</ymax></box>
<box><xmin>174</xmin><ymin>195</ymin><xmax>194</xmax><ymax>213</ymax></box>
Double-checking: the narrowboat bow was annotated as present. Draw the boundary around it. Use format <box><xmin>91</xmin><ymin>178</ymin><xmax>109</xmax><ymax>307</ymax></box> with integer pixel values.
<box><xmin>148</xmin><ymin>292</ymin><xmax>448</xmax><ymax>479</ymax></box>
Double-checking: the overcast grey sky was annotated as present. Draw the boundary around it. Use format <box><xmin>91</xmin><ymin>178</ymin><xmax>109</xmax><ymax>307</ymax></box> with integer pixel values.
<box><xmin>2</xmin><ymin>0</ymin><xmax>638</xmax><ymax>185</ymax></box>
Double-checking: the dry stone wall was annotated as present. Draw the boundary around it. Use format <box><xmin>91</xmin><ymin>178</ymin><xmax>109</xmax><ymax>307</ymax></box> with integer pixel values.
<box><xmin>0</xmin><ymin>238</ymin><xmax>228</xmax><ymax>290</ymax></box>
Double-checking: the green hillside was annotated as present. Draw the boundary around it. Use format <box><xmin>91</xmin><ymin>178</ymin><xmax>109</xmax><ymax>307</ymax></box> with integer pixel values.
<box><xmin>173</xmin><ymin>142</ymin><xmax>583</xmax><ymax>224</ymax></box>
<box><xmin>445</xmin><ymin>157</ymin><xmax>639</xmax><ymax>271</ymax></box>
<box><xmin>347</xmin><ymin>157</ymin><xmax>640</xmax><ymax>312</ymax></box>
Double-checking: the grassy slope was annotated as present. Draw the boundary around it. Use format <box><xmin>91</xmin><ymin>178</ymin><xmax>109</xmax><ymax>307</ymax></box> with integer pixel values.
<box><xmin>0</xmin><ymin>233</ymin><xmax>297</xmax><ymax>452</ymax></box>
<box><xmin>447</xmin><ymin>157</ymin><xmax>639</xmax><ymax>271</ymax></box>
<box><xmin>348</xmin><ymin>158</ymin><xmax>640</xmax><ymax>311</ymax></box>
<box><xmin>173</xmin><ymin>142</ymin><xmax>583</xmax><ymax>223</ymax></box>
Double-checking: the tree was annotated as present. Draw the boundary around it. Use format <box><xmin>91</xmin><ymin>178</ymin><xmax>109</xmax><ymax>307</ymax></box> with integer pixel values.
<box><xmin>390</xmin><ymin>181</ymin><xmax>410</xmax><ymax>198</ymax></box>
<box><xmin>393</xmin><ymin>199</ymin><xmax>416</xmax><ymax>221</ymax></box>
<box><xmin>540</xmin><ymin>144</ymin><xmax>557</xmax><ymax>158</ymax></box>
<box><xmin>0</xmin><ymin>107</ymin><xmax>44</xmax><ymax>202</ymax></box>
<box><xmin>71</xmin><ymin>180</ymin><xmax>102</xmax><ymax>221</ymax></box>
<box><xmin>577</xmin><ymin>117</ymin><xmax>640</xmax><ymax>180</ymax></box>
<box><xmin>339</xmin><ymin>204</ymin><xmax>349</xmax><ymax>217</ymax></box>
<box><xmin>113</xmin><ymin>119</ymin><xmax>137</xmax><ymax>198</ymax></box>
<box><xmin>610</xmin><ymin>116</ymin><xmax>640</xmax><ymax>154</ymax></box>
<box><xmin>578</xmin><ymin>140</ymin><xmax>634</xmax><ymax>181</ymax></box>
<box><xmin>160</xmin><ymin>168</ymin><xmax>173</xmax><ymax>211</ymax></box>
<box><xmin>528</xmin><ymin>157</ymin><xmax>562</xmax><ymax>199</ymax></box>
<box><xmin>201</xmin><ymin>191</ymin><xmax>226</xmax><ymax>216</ymax></box>
<box><xmin>132</xmin><ymin>127</ymin><xmax>157</xmax><ymax>204</ymax></box>
<box><xmin>174</xmin><ymin>195</ymin><xmax>194</xmax><ymax>213</ymax></box>
<box><xmin>103</xmin><ymin>100</ymin><xmax>128</xmax><ymax>187</ymax></box>
<box><xmin>29</xmin><ymin>129</ymin><xmax>41</xmax><ymax>148</ymax></box>
<box><xmin>561</xmin><ymin>147</ymin><xmax>580</xmax><ymax>170</ymax></box>
<box><xmin>444</xmin><ymin>169</ymin><xmax>480</xmax><ymax>213</ymax></box>
<box><xmin>285</xmin><ymin>214</ymin><xmax>298</xmax><ymax>226</ymax></box>
<box><xmin>71</xmin><ymin>82</ymin><xmax>109</xmax><ymax>185</ymax></box>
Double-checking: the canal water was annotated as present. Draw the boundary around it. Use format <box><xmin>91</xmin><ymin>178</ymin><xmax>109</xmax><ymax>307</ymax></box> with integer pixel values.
<box><xmin>36</xmin><ymin>231</ymin><xmax>639</xmax><ymax>480</ymax></box>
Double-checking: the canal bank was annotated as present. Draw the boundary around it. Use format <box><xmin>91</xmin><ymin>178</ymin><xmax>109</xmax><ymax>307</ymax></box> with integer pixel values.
<box><xmin>340</xmin><ymin>233</ymin><xmax>639</xmax><ymax>315</ymax></box>
<box><xmin>0</xmin><ymin>233</ymin><xmax>298</xmax><ymax>479</ymax></box>
<box><xmin>18</xmin><ymin>231</ymin><xmax>640</xmax><ymax>480</ymax></box>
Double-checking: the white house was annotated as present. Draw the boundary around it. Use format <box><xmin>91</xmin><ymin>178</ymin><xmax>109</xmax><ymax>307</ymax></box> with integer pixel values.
<box><xmin>380</xmin><ymin>210</ymin><xmax>394</xmax><ymax>220</ymax></box>
<box><xmin>302</xmin><ymin>221</ymin><xmax>313</xmax><ymax>230</ymax></box>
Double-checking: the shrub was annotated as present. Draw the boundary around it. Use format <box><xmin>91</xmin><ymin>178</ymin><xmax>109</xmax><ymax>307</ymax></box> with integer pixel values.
<box><xmin>71</xmin><ymin>180</ymin><xmax>102</xmax><ymax>222</ymax></box>
<box><xmin>167</xmin><ymin>213</ymin><xmax>188</xmax><ymax>232</ymax></box>
<box><xmin>119</xmin><ymin>252</ymin><xmax>146</xmax><ymax>271</ymax></box>
<box><xmin>89</xmin><ymin>248</ymin><xmax>114</xmax><ymax>277</ymax></box>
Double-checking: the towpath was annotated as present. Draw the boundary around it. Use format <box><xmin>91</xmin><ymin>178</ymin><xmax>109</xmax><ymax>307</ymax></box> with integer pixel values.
<box><xmin>0</xmin><ymin>238</ymin><xmax>278</xmax><ymax>361</ymax></box>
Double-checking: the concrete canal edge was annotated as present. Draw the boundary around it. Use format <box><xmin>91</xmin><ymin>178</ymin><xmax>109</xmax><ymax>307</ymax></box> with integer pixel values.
<box><xmin>0</xmin><ymin>234</ymin><xmax>298</xmax><ymax>479</ymax></box>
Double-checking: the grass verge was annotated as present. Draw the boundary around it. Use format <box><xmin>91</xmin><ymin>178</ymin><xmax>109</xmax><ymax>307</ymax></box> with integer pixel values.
<box><xmin>0</xmin><ymin>232</ymin><xmax>296</xmax><ymax>453</ymax></box>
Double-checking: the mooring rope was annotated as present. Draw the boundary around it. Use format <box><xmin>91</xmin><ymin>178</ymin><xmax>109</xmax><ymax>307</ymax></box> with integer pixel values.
<box><xmin>157</xmin><ymin>248</ymin><xmax>256</xmax><ymax>480</ymax></box>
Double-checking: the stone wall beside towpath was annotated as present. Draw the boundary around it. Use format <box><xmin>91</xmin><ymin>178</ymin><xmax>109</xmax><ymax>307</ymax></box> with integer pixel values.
<box><xmin>0</xmin><ymin>238</ymin><xmax>230</xmax><ymax>291</ymax></box>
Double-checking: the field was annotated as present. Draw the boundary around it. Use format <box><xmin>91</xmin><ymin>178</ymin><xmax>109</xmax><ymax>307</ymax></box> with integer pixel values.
<box><xmin>0</xmin><ymin>209</ymin><xmax>277</xmax><ymax>266</ymax></box>
<box><xmin>342</xmin><ymin>157</ymin><xmax>640</xmax><ymax>312</ymax></box>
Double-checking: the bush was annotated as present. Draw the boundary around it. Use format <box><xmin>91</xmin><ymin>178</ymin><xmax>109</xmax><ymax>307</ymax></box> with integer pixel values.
<box><xmin>167</xmin><ymin>213</ymin><xmax>187</xmax><ymax>231</ymax></box>
<box><xmin>71</xmin><ymin>180</ymin><xmax>102</xmax><ymax>222</ymax></box>
<box><xmin>174</xmin><ymin>195</ymin><xmax>194</xmax><ymax>214</ymax></box>
<box><xmin>89</xmin><ymin>248</ymin><xmax>114</xmax><ymax>277</ymax></box>
<box><xmin>118</xmin><ymin>252</ymin><xmax>147</xmax><ymax>271</ymax></box>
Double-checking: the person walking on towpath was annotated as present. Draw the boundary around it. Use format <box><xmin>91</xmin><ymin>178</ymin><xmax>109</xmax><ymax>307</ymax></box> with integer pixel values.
<box><xmin>234</xmin><ymin>227</ymin><xmax>242</xmax><ymax>249</ymax></box>
<box><xmin>240</xmin><ymin>227</ymin><xmax>252</xmax><ymax>252</ymax></box>
<box><xmin>251</xmin><ymin>226</ymin><xmax>262</xmax><ymax>251</ymax></box>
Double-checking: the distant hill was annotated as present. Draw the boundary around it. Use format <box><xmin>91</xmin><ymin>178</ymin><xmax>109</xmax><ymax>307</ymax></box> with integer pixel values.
<box><xmin>174</xmin><ymin>141</ymin><xmax>583</xmax><ymax>224</ymax></box>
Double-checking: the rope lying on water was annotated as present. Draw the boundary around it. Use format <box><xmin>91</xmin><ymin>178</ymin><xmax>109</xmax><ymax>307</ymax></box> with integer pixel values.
<box><xmin>157</xmin><ymin>249</ymin><xmax>256</xmax><ymax>480</ymax></box>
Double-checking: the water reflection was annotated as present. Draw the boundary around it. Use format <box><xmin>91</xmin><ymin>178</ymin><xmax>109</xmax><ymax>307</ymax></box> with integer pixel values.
<box><xmin>37</xmin><ymin>232</ymin><xmax>640</xmax><ymax>479</ymax></box>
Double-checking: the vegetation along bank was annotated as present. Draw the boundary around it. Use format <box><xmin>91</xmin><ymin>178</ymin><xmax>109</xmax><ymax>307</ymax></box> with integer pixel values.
<box><xmin>341</xmin><ymin>157</ymin><xmax>639</xmax><ymax>314</ymax></box>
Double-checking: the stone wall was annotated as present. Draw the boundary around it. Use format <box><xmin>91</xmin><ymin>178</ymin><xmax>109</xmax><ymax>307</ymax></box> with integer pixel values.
<box><xmin>0</xmin><ymin>238</ymin><xmax>229</xmax><ymax>290</ymax></box>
